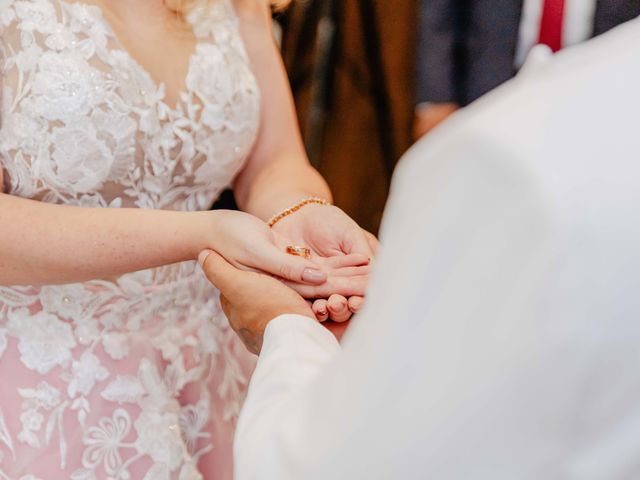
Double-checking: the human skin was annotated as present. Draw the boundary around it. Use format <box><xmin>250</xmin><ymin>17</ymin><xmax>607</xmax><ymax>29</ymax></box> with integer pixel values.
<box><xmin>0</xmin><ymin>0</ymin><xmax>373</xmax><ymax>306</ymax></box>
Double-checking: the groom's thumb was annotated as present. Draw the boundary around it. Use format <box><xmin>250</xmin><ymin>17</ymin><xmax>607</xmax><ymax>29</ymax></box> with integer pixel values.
<box><xmin>199</xmin><ymin>250</ymin><xmax>242</xmax><ymax>297</ymax></box>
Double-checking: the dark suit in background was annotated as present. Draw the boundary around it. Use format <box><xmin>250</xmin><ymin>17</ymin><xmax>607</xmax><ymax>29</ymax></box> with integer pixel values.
<box><xmin>416</xmin><ymin>0</ymin><xmax>640</xmax><ymax>107</ymax></box>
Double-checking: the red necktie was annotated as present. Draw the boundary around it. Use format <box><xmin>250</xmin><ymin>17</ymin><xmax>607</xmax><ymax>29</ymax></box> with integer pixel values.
<box><xmin>538</xmin><ymin>0</ymin><xmax>566</xmax><ymax>52</ymax></box>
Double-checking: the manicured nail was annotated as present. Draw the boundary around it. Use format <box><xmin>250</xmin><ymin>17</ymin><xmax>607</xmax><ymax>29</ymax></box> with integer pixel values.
<box><xmin>302</xmin><ymin>268</ymin><xmax>326</xmax><ymax>283</ymax></box>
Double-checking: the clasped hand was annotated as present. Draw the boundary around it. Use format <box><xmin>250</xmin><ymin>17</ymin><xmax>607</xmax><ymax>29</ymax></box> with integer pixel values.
<box><xmin>203</xmin><ymin>205</ymin><xmax>376</xmax><ymax>327</ymax></box>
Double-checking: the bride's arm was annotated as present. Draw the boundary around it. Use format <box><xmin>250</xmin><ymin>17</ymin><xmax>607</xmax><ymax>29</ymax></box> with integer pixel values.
<box><xmin>231</xmin><ymin>0</ymin><xmax>333</xmax><ymax>220</ymax></box>
<box><xmin>231</xmin><ymin>1</ymin><xmax>374</xmax><ymax>321</ymax></box>
<box><xmin>0</xmin><ymin>191</ymin><xmax>213</xmax><ymax>286</ymax></box>
<box><xmin>0</xmin><ymin>193</ymin><xmax>331</xmax><ymax>287</ymax></box>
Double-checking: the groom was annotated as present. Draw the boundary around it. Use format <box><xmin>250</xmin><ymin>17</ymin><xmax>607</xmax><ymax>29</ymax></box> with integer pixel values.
<box><xmin>201</xmin><ymin>18</ymin><xmax>640</xmax><ymax>479</ymax></box>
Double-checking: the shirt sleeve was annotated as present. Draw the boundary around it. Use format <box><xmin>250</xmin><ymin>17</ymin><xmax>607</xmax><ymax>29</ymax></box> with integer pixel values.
<box><xmin>239</xmin><ymin>314</ymin><xmax>340</xmax><ymax>420</ymax></box>
<box><xmin>233</xmin><ymin>81</ymin><xmax>640</xmax><ymax>478</ymax></box>
<box><xmin>233</xmin><ymin>314</ymin><xmax>342</xmax><ymax>479</ymax></box>
<box><xmin>233</xmin><ymin>121</ymin><xmax>562</xmax><ymax>479</ymax></box>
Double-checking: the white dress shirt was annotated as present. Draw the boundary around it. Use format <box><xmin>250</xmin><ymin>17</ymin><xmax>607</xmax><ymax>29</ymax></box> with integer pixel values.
<box><xmin>515</xmin><ymin>0</ymin><xmax>598</xmax><ymax>66</ymax></box>
<box><xmin>235</xmin><ymin>19</ymin><xmax>640</xmax><ymax>480</ymax></box>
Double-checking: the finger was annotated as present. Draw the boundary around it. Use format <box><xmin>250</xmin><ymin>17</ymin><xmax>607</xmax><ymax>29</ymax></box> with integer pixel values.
<box><xmin>312</xmin><ymin>299</ymin><xmax>329</xmax><ymax>322</ymax></box>
<box><xmin>316</xmin><ymin>253</ymin><xmax>370</xmax><ymax>269</ymax></box>
<box><xmin>348</xmin><ymin>296</ymin><xmax>365</xmax><ymax>313</ymax></box>
<box><xmin>343</xmin><ymin>228</ymin><xmax>375</xmax><ymax>259</ymax></box>
<box><xmin>283</xmin><ymin>274</ymin><xmax>369</xmax><ymax>299</ymax></box>
<box><xmin>329</xmin><ymin>265</ymin><xmax>371</xmax><ymax>278</ymax></box>
<box><xmin>199</xmin><ymin>250</ymin><xmax>260</xmax><ymax>301</ymax></box>
<box><xmin>252</xmin><ymin>248</ymin><xmax>328</xmax><ymax>285</ymax></box>
<box><xmin>198</xmin><ymin>249</ymin><xmax>214</xmax><ymax>269</ymax></box>
<box><xmin>363</xmin><ymin>230</ymin><xmax>380</xmax><ymax>256</ymax></box>
<box><xmin>327</xmin><ymin>294</ymin><xmax>352</xmax><ymax>323</ymax></box>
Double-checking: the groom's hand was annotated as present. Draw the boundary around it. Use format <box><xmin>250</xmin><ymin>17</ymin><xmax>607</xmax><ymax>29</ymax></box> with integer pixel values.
<box><xmin>199</xmin><ymin>250</ymin><xmax>314</xmax><ymax>355</ymax></box>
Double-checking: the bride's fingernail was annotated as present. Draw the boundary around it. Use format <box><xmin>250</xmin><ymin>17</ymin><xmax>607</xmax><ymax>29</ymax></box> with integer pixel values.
<box><xmin>302</xmin><ymin>268</ymin><xmax>326</xmax><ymax>283</ymax></box>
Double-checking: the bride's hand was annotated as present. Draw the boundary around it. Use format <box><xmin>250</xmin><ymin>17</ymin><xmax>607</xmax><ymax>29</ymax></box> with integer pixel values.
<box><xmin>271</xmin><ymin>203</ymin><xmax>379</xmax><ymax>321</ymax></box>
<box><xmin>200</xmin><ymin>210</ymin><xmax>369</xmax><ymax>299</ymax></box>
<box><xmin>199</xmin><ymin>251</ymin><xmax>351</xmax><ymax>354</ymax></box>
<box><xmin>201</xmin><ymin>210</ymin><xmax>328</xmax><ymax>285</ymax></box>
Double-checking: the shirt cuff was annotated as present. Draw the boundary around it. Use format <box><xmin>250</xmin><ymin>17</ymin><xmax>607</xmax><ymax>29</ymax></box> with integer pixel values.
<box><xmin>262</xmin><ymin>314</ymin><xmax>341</xmax><ymax>359</ymax></box>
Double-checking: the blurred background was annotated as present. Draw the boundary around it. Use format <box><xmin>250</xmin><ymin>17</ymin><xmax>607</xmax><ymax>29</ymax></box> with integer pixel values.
<box><xmin>275</xmin><ymin>0</ymin><xmax>417</xmax><ymax>235</ymax></box>
<box><xmin>262</xmin><ymin>0</ymin><xmax>639</xmax><ymax>235</ymax></box>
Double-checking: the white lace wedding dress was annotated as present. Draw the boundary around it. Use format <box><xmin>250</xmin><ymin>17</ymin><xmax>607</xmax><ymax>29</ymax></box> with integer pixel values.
<box><xmin>0</xmin><ymin>1</ymin><xmax>261</xmax><ymax>478</ymax></box>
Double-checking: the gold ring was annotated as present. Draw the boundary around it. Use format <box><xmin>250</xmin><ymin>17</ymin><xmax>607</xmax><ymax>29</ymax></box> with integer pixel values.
<box><xmin>286</xmin><ymin>245</ymin><xmax>311</xmax><ymax>259</ymax></box>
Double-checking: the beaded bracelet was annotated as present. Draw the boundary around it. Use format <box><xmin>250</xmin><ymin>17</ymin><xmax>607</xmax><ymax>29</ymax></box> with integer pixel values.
<box><xmin>267</xmin><ymin>197</ymin><xmax>330</xmax><ymax>228</ymax></box>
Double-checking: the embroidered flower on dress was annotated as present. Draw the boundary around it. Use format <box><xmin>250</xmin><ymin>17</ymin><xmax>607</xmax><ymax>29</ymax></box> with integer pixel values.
<box><xmin>65</xmin><ymin>351</ymin><xmax>110</xmax><ymax>398</ymax></box>
<box><xmin>13</xmin><ymin>0</ymin><xmax>57</xmax><ymax>33</ymax></box>
<box><xmin>7</xmin><ymin>309</ymin><xmax>77</xmax><ymax>374</ymax></box>
<box><xmin>179</xmin><ymin>397</ymin><xmax>211</xmax><ymax>455</ymax></box>
<box><xmin>18</xmin><ymin>381</ymin><xmax>61</xmax><ymax>410</ymax></box>
<box><xmin>137</xmin><ymin>359</ymin><xmax>174</xmax><ymax>413</ymax></box>
<box><xmin>188</xmin><ymin>45</ymin><xmax>230</xmax><ymax>131</ymax></box>
<box><xmin>101</xmin><ymin>375</ymin><xmax>145</xmax><ymax>404</ymax></box>
<box><xmin>49</xmin><ymin>125</ymin><xmax>113</xmax><ymax>193</ymax></box>
<box><xmin>15</xmin><ymin>34</ymin><xmax>40</xmax><ymax>69</ymax></box>
<box><xmin>74</xmin><ymin>317</ymin><xmax>101</xmax><ymax>346</ymax></box>
<box><xmin>0</xmin><ymin>111</ymin><xmax>49</xmax><ymax>158</ymax></box>
<box><xmin>134</xmin><ymin>412</ymin><xmax>186</xmax><ymax>471</ymax></box>
<box><xmin>18</xmin><ymin>409</ymin><xmax>44</xmax><ymax>448</ymax></box>
<box><xmin>45</xmin><ymin>26</ymin><xmax>78</xmax><ymax>51</ymax></box>
<box><xmin>82</xmin><ymin>408</ymin><xmax>131</xmax><ymax>476</ymax></box>
<box><xmin>102</xmin><ymin>332</ymin><xmax>130</xmax><ymax>360</ymax></box>
<box><xmin>40</xmin><ymin>285</ymin><xmax>85</xmax><ymax>319</ymax></box>
<box><xmin>31</xmin><ymin>51</ymin><xmax>102</xmax><ymax>121</ymax></box>
<box><xmin>151</xmin><ymin>326</ymin><xmax>191</xmax><ymax>362</ymax></box>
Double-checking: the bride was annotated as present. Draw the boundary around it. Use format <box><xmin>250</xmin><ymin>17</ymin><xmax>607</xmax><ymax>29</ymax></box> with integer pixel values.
<box><xmin>0</xmin><ymin>0</ymin><xmax>374</xmax><ymax>478</ymax></box>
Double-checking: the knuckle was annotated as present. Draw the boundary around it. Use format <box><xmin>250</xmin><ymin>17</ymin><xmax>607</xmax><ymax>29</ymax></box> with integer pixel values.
<box><xmin>278</xmin><ymin>263</ymin><xmax>295</xmax><ymax>280</ymax></box>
